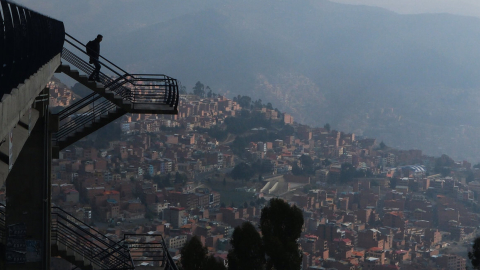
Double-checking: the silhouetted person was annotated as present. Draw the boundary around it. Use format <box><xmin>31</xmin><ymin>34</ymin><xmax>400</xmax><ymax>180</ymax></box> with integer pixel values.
<box><xmin>86</xmin><ymin>34</ymin><xmax>103</xmax><ymax>82</ymax></box>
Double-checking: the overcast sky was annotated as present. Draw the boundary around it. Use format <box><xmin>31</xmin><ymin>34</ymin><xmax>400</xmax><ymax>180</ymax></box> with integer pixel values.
<box><xmin>330</xmin><ymin>0</ymin><xmax>480</xmax><ymax>18</ymax></box>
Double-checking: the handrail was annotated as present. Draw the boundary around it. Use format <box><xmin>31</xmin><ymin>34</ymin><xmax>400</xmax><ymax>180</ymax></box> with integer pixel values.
<box><xmin>65</xmin><ymin>32</ymin><xmax>130</xmax><ymax>76</ymax></box>
<box><xmin>61</xmin><ymin>47</ymin><xmax>134</xmax><ymax>99</ymax></box>
<box><xmin>51</xmin><ymin>207</ymin><xmax>134</xmax><ymax>269</ymax></box>
<box><xmin>64</xmin><ymin>38</ymin><xmax>128</xmax><ymax>80</ymax></box>
<box><xmin>57</xmin><ymin>92</ymin><xmax>101</xmax><ymax>121</ymax></box>
<box><xmin>52</xmin><ymin>218</ymin><xmax>132</xmax><ymax>269</ymax></box>
<box><xmin>54</xmin><ymin>99</ymin><xmax>119</xmax><ymax>141</ymax></box>
<box><xmin>51</xmin><ymin>207</ymin><xmax>115</xmax><ymax>243</ymax></box>
<box><xmin>61</xmin><ymin>33</ymin><xmax>179</xmax><ymax>109</ymax></box>
<box><xmin>122</xmin><ymin>234</ymin><xmax>179</xmax><ymax>269</ymax></box>
<box><xmin>161</xmin><ymin>236</ymin><xmax>180</xmax><ymax>270</ymax></box>
<box><xmin>1</xmin><ymin>205</ymin><xmax>178</xmax><ymax>269</ymax></box>
<box><xmin>54</xmin><ymin>33</ymin><xmax>179</xmax><ymax>146</ymax></box>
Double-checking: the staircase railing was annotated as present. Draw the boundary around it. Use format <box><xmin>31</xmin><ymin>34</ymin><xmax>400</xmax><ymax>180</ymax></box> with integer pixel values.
<box><xmin>122</xmin><ymin>234</ymin><xmax>179</xmax><ymax>269</ymax></box>
<box><xmin>51</xmin><ymin>207</ymin><xmax>134</xmax><ymax>270</ymax></box>
<box><xmin>52</xmin><ymin>94</ymin><xmax>122</xmax><ymax>145</ymax></box>
<box><xmin>0</xmin><ymin>205</ymin><xmax>178</xmax><ymax>269</ymax></box>
<box><xmin>63</xmin><ymin>33</ymin><xmax>179</xmax><ymax>111</ymax></box>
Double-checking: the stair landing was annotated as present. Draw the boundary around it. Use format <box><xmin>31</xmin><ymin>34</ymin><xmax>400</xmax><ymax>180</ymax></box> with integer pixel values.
<box><xmin>56</xmin><ymin>64</ymin><xmax>178</xmax><ymax>115</ymax></box>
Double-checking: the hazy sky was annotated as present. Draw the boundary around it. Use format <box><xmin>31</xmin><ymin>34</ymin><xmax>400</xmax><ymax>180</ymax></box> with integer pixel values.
<box><xmin>330</xmin><ymin>0</ymin><xmax>480</xmax><ymax>18</ymax></box>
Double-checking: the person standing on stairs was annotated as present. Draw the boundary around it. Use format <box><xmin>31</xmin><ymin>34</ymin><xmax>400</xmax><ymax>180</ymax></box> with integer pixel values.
<box><xmin>86</xmin><ymin>34</ymin><xmax>103</xmax><ymax>82</ymax></box>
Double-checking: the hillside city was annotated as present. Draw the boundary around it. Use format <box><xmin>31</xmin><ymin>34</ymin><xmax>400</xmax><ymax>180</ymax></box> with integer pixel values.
<box><xmin>45</xmin><ymin>78</ymin><xmax>480</xmax><ymax>270</ymax></box>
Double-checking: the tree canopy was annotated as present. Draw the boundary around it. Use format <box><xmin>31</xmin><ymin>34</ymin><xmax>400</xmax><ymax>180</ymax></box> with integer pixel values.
<box><xmin>231</xmin><ymin>162</ymin><xmax>255</xmax><ymax>182</ymax></box>
<box><xmin>291</xmin><ymin>154</ymin><xmax>314</xmax><ymax>175</ymax></box>
<box><xmin>204</xmin><ymin>255</ymin><xmax>226</xmax><ymax>270</ymax></box>
<box><xmin>260</xmin><ymin>198</ymin><xmax>304</xmax><ymax>270</ymax></box>
<box><xmin>235</xmin><ymin>95</ymin><xmax>252</xmax><ymax>109</ymax></box>
<box><xmin>180</xmin><ymin>236</ymin><xmax>207</xmax><ymax>270</ymax></box>
<box><xmin>379</xmin><ymin>141</ymin><xmax>387</xmax><ymax>149</ymax></box>
<box><xmin>470</xmin><ymin>237</ymin><xmax>480</xmax><ymax>269</ymax></box>
<box><xmin>193</xmin><ymin>81</ymin><xmax>205</xmax><ymax>97</ymax></box>
<box><xmin>339</xmin><ymin>163</ymin><xmax>356</xmax><ymax>183</ymax></box>
<box><xmin>228</xmin><ymin>222</ymin><xmax>265</xmax><ymax>270</ymax></box>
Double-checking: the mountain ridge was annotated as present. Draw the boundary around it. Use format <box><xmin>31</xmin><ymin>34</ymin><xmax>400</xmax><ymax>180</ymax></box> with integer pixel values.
<box><xmin>16</xmin><ymin>0</ymin><xmax>480</xmax><ymax>161</ymax></box>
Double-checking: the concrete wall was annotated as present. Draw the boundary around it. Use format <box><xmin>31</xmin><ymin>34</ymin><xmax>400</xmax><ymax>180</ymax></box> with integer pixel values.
<box><xmin>0</xmin><ymin>54</ymin><xmax>61</xmax><ymax>143</ymax></box>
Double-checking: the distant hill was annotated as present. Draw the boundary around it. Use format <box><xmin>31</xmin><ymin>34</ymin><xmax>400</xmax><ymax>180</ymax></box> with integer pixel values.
<box><xmin>17</xmin><ymin>0</ymin><xmax>480</xmax><ymax>162</ymax></box>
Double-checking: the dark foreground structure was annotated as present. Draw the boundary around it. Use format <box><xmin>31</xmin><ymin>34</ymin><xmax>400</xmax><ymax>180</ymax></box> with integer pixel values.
<box><xmin>0</xmin><ymin>1</ymin><xmax>179</xmax><ymax>269</ymax></box>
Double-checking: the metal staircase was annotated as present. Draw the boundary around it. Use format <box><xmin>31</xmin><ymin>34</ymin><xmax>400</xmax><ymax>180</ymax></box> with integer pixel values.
<box><xmin>51</xmin><ymin>207</ymin><xmax>134</xmax><ymax>270</ymax></box>
<box><xmin>49</xmin><ymin>207</ymin><xmax>178</xmax><ymax>270</ymax></box>
<box><xmin>52</xmin><ymin>33</ymin><xmax>179</xmax><ymax>154</ymax></box>
<box><xmin>0</xmin><ymin>204</ymin><xmax>178</xmax><ymax>269</ymax></box>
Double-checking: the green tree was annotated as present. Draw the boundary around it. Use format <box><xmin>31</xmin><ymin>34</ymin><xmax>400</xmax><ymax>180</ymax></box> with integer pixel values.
<box><xmin>204</xmin><ymin>255</ymin><xmax>226</xmax><ymax>270</ymax></box>
<box><xmin>231</xmin><ymin>162</ymin><xmax>255</xmax><ymax>182</ymax></box>
<box><xmin>434</xmin><ymin>154</ymin><xmax>455</xmax><ymax>175</ymax></box>
<box><xmin>389</xmin><ymin>178</ymin><xmax>398</xmax><ymax>189</ymax></box>
<box><xmin>469</xmin><ymin>237</ymin><xmax>480</xmax><ymax>269</ymax></box>
<box><xmin>256</xmin><ymin>197</ymin><xmax>267</xmax><ymax>205</ymax></box>
<box><xmin>253</xmin><ymin>99</ymin><xmax>262</xmax><ymax>108</ymax></box>
<box><xmin>260</xmin><ymin>198</ymin><xmax>304</xmax><ymax>270</ymax></box>
<box><xmin>240</xmin><ymin>109</ymin><xmax>251</xmax><ymax>118</ymax></box>
<box><xmin>193</xmin><ymin>81</ymin><xmax>205</xmax><ymax>97</ymax></box>
<box><xmin>161</xmin><ymin>173</ymin><xmax>172</xmax><ymax>187</ymax></box>
<box><xmin>237</xmin><ymin>96</ymin><xmax>252</xmax><ymax>108</ymax></box>
<box><xmin>153</xmin><ymin>175</ymin><xmax>163</xmax><ymax>188</ymax></box>
<box><xmin>299</xmin><ymin>155</ymin><xmax>314</xmax><ymax>175</ymax></box>
<box><xmin>180</xmin><ymin>236</ymin><xmax>207</xmax><ymax>270</ymax></box>
<box><xmin>279</xmin><ymin>124</ymin><xmax>295</xmax><ymax>137</ymax></box>
<box><xmin>323</xmin><ymin>158</ymin><xmax>332</xmax><ymax>167</ymax></box>
<box><xmin>206</xmin><ymin>86</ymin><xmax>213</xmax><ymax>98</ymax></box>
<box><xmin>339</xmin><ymin>163</ymin><xmax>356</xmax><ymax>183</ymax></box>
<box><xmin>231</xmin><ymin>136</ymin><xmax>247</xmax><ymax>155</ymax></box>
<box><xmin>223</xmin><ymin>178</ymin><xmax>226</xmax><ymax>186</ymax></box>
<box><xmin>178</xmin><ymin>81</ymin><xmax>187</xmax><ymax>94</ymax></box>
<box><xmin>144</xmin><ymin>211</ymin><xmax>155</xmax><ymax>219</ymax></box>
<box><xmin>228</xmin><ymin>222</ymin><xmax>265</xmax><ymax>270</ymax></box>
<box><xmin>175</xmin><ymin>172</ymin><xmax>188</xmax><ymax>184</ymax></box>
<box><xmin>323</xmin><ymin>123</ymin><xmax>330</xmax><ymax>131</ymax></box>
<box><xmin>379</xmin><ymin>141</ymin><xmax>387</xmax><ymax>149</ymax></box>
<box><xmin>292</xmin><ymin>163</ymin><xmax>303</xmax><ymax>176</ymax></box>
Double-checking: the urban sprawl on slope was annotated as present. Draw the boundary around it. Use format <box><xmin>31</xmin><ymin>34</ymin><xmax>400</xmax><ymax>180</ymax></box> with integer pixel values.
<box><xmin>45</xmin><ymin>79</ymin><xmax>480</xmax><ymax>270</ymax></box>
